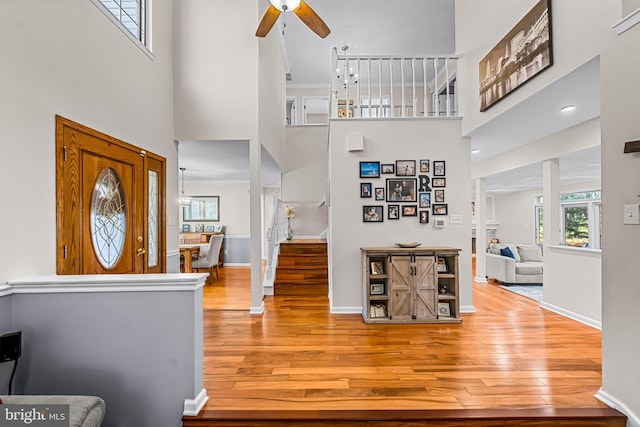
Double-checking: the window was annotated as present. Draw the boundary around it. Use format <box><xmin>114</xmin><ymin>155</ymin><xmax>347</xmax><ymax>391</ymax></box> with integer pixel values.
<box><xmin>94</xmin><ymin>0</ymin><xmax>147</xmax><ymax>46</ymax></box>
<box><xmin>360</xmin><ymin>96</ymin><xmax>391</xmax><ymax>118</ymax></box>
<box><xmin>534</xmin><ymin>191</ymin><xmax>602</xmax><ymax>248</ymax></box>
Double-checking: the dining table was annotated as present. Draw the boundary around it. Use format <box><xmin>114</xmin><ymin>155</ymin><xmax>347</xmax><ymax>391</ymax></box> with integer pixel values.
<box><xmin>179</xmin><ymin>245</ymin><xmax>201</xmax><ymax>273</ymax></box>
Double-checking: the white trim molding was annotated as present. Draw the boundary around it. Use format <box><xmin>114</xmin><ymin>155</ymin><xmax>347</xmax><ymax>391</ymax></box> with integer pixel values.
<box><xmin>330</xmin><ymin>306</ymin><xmax>363</xmax><ymax>314</ymax></box>
<box><xmin>0</xmin><ymin>284</ymin><xmax>12</xmax><ymax>297</ymax></box>
<box><xmin>540</xmin><ymin>300</ymin><xmax>601</xmax><ymax>330</ymax></box>
<box><xmin>183</xmin><ymin>388</ymin><xmax>209</xmax><ymax>416</ymax></box>
<box><xmin>8</xmin><ymin>273</ymin><xmax>207</xmax><ymax>294</ymax></box>
<box><xmin>250</xmin><ymin>304</ymin><xmax>265</xmax><ymax>315</ymax></box>
<box><xmin>460</xmin><ymin>305</ymin><xmax>476</xmax><ymax>314</ymax></box>
<box><xmin>595</xmin><ymin>388</ymin><xmax>640</xmax><ymax>427</ymax></box>
<box><xmin>614</xmin><ymin>7</ymin><xmax>640</xmax><ymax>35</ymax></box>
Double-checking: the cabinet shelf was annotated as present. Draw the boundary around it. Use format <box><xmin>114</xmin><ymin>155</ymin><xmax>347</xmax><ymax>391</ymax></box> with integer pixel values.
<box><xmin>362</xmin><ymin>247</ymin><xmax>461</xmax><ymax>324</ymax></box>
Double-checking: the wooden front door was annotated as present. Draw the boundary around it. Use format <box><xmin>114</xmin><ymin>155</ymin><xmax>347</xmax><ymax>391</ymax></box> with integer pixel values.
<box><xmin>56</xmin><ymin>116</ymin><xmax>165</xmax><ymax>274</ymax></box>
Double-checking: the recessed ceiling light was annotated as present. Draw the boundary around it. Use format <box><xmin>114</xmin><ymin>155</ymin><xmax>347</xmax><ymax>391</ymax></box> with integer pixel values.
<box><xmin>471</xmin><ymin>149</ymin><xmax>480</xmax><ymax>154</ymax></box>
<box><xmin>561</xmin><ymin>105</ymin><xmax>576</xmax><ymax>112</ymax></box>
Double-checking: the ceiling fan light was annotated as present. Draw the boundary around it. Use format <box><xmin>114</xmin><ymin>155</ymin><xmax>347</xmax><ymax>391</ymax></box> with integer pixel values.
<box><xmin>268</xmin><ymin>0</ymin><xmax>301</xmax><ymax>12</ymax></box>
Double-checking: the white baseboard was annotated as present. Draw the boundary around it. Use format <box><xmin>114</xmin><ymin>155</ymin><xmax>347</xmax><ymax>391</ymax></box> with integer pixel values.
<box><xmin>330</xmin><ymin>306</ymin><xmax>362</xmax><ymax>314</ymax></box>
<box><xmin>183</xmin><ymin>388</ymin><xmax>208</xmax><ymax>416</ymax></box>
<box><xmin>595</xmin><ymin>388</ymin><xmax>640</xmax><ymax>427</ymax></box>
<box><xmin>223</xmin><ymin>263</ymin><xmax>251</xmax><ymax>267</ymax></box>
<box><xmin>540</xmin><ymin>300</ymin><xmax>601</xmax><ymax>330</ymax></box>
<box><xmin>474</xmin><ymin>276</ymin><xmax>488</xmax><ymax>283</ymax></box>
<box><xmin>460</xmin><ymin>305</ymin><xmax>476</xmax><ymax>313</ymax></box>
<box><xmin>250</xmin><ymin>304</ymin><xmax>265</xmax><ymax>315</ymax></box>
<box><xmin>263</xmin><ymin>285</ymin><xmax>274</xmax><ymax>296</ymax></box>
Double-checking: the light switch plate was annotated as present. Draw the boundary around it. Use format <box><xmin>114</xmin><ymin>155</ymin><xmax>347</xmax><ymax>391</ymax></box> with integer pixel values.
<box><xmin>450</xmin><ymin>214</ymin><xmax>463</xmax><ymax>224</ymax></box>
<box><xmin>623</xmin><ymin>204</ymin><xmax>640</xmax><ymax>225</ymax></box>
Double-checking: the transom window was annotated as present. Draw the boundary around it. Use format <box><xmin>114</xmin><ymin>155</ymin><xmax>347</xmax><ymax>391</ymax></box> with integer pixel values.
<box><xmin>94</xmin><ymin>0</ymin><xmax>147</xmax><ymax>46</ymax></box>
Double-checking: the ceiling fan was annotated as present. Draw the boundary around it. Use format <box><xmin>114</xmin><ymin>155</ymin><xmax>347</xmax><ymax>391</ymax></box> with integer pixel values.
<box><xmin>256</xmin><ymin>0</ymin><xmax>330</xmax><ymax>39</ymax></box>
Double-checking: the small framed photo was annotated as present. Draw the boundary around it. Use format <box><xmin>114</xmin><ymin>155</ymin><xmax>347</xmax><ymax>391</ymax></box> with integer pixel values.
<box><xmin>374</xmin><ymin>187</ymin><xmax>385</xmax><ymax>201</ymax></box>
<box><xmin>432</xmin><ymin>178</ymin><xmax>446</xmax><ymax>188</ymax></box>
<box><xmin>363</xmin><ymin>205</ymin><xmax>384</xmax><ymax>222</ymax></box>
<box><xmin>194</xmin><ymin>224</ymin><xmax>204</xmax><ymax>232</ymax></box>
<box><xmin>438</xmin><ymin>302</ymin><xmax>451</xmax><ymax>317</ymax></box>
<box><xmin>420</xmin><ymin>159</ymin><xmax>430</xmax><ymax>173</ymax></box>
<box><xmin>360</xmin><ymin>161</ymin><xmax>380</xmax><ymax>178</ymax></box>
<box><xmin>205</xmin><ymin>225</ymin><xmax>215</xmax><ymax>232</ymax></box>
<box><xmin>433</xmin><ymin>160</ymin><xmax>446</xmax><ymax>176</ymax></box>
<box><xmin>388</xmin><ymin>204</ymin><xmax>400</xmax><ymax>220</ymax></box>
<box><xmin>381</xmin><ymin>163</ymin><xmax>395</xmax><ymax>174</ymax></box>
<box><xmin>395</xmin><ymin>160</ymin><xmax>416</xmax><ymax>176</ymax></box>
<box><xmin>370</xmin><ymin>262</ymin><xmax>384</xmax><ymax>275</ymax></box>
<box><xmin>436</xmin><ymin>258</ymin><xmax>448</xmax><ymax>272</ymax></box>
<box><xmin>419</xmin><ymin>210</ymin><xmax>429</xmax><ymax>224</ymax></box>
<box><xmin>386</xmin><ymin>178</ymin><xmax>417</xmax><ymax>202</ymax></box>
<box><xmin>433</xmin><ymin>203</ymin><xmax>448</xmax><ymax>215</ymax></box>
<box><xmin>434</xmin><ymin>189</ymin><xmax>445</xmax><ymax>203</ymax></box>
<box><xmin>181</xmin><ymin>224</ymin><xmax>191</xmax><ymax>232</ymax></box>
<box><xmin>402</xmin><ymin>205</ymin><xmax>417</xmax><ymax>216</ymax></box>
<box><xmin>361</xmin><ymin>182</ymin><xmax>372</xmax><ymax>198</ymax></box>
<box><xmin>370</xmin><ymin>283</ymin><xmax>385</xmax><ymax>295</ymax></box>
<box><xmin>419</xmin><ymin>192</ymin><xmax>431</xmax><ymax>208</ymax></box>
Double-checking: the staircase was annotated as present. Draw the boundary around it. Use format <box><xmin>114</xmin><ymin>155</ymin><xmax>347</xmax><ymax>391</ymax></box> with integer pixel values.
<box><xmin>274</xmin><ymin>239</ymin><xmax>328</xmax><ymax>296</ymax></box>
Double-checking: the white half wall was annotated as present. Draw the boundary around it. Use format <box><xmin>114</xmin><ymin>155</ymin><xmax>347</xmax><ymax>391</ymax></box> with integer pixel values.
<box><xmin>542</xmin><ymin>245</ymin><xmax>602</xmax><ymax>327</ymax></box>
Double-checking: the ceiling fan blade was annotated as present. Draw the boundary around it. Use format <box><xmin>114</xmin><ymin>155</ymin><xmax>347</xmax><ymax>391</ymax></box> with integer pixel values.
<box><xmin>293</xmin><ymin>1</ymin><xmax>330</xmax><ymax>38</ymax></box>
<box><xmin>255</xmin><ymin>5</ymin><xmax>281</xmax><ymax>37</ymax></box>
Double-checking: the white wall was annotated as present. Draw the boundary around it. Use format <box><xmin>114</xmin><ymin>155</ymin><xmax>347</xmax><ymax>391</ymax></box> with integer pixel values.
<box><xmin>181</xmin><ymin>181</ymin><xmax>250</xmax><ymax>236</ymax></box>
<box><xmin>281</xmin><ymin>125</ymin><xmax>330</xmax><ymax>237</ymax></box>
<box><xmin>328</xmin><ymin>119</ymin><xmax>472</xmax><ymax>312</ymax></box>
<box><xmin>599</xmin><ymin>17</ymin><xmax>640</xmax><ymax>425</ymax></box>
<box><xmin>259</xmin><ymin>30</ymin><xmax>287</xmax><ymax>166</ymax></box>
<box><xmin>173</xmin><ymin>0</ymin><xmax>258</xmax><ymax>140</ymax></box>
<box><xmin>174</xmin><ymin>0</ymin><xmax>287</xmax><ymax>168</ymax></box>
<box><xmin>0</xmin><ymin>0</ymin><xmax>177</xmax><ymax>281</ymax></box>
<box><xmin>455</xmin><ymin>0</ymin><xmax>617</xmax><ymax>137</ymax></box>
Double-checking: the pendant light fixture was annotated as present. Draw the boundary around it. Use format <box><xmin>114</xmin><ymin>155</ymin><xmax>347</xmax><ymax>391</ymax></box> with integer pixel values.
<box><xmin>179</xmin><ymin>167</ymin><xmax>192</xmax><ymax>207</ymax></box>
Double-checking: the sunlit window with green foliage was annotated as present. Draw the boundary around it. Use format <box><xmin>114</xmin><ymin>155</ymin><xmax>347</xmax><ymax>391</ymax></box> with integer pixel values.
<box><xmin>534</xmin><ymin>191</ymin><xmax>601</xmax><ymax>249</ymax></box>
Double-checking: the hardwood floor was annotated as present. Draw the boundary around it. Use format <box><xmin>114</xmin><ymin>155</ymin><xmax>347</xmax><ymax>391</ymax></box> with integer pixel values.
<box><xmin>185</xmin><ymin>256</ymin><xmax>622</xmax><ymax>425</ymax></box>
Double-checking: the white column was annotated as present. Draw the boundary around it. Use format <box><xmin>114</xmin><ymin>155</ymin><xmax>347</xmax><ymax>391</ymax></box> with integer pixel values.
<box><xmin>249</xmin><ymin>139</ymin><xmax>265</xmax><ymax>314</ymax></box>
<box><xmin>543</xmin><ymin>158</ymin><xmax>560</xmax><ymax>245</ymax></box>
<box><xmin>474</xmin><ymin>178</ymin><xmax>488</xmax><ymax>282</ymax></box>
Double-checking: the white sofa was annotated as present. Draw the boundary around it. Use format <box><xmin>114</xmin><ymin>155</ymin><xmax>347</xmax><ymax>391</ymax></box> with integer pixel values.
<box><xmin>486</xmin><ymin>243</ymin><xmax>543</xmax><ymax>284</ymax></box>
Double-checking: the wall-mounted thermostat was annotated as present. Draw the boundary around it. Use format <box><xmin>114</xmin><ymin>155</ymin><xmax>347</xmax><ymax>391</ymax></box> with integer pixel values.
<box><xmin>433</xmin><ymin>218</ymin><xmax>446</xmax><ymax>228</ymax></box>
<box><xmin>624</xmin><ymin>203</ymin><xmax>640</xmax><ymax>225</ymax></box>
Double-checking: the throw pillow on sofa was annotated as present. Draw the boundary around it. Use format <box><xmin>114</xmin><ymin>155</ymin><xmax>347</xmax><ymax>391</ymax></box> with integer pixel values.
<box><xmin>518</xmin><ymin>244</ymin><xmax>543</xmax><ymax>262</ymax></box>
<box><xmin>490</xmin><ymin>243</ymin><xmax>521</xmax><ymax>262</ymax></box>
<box><xmin>500</xmin><ymin>246</ymin><xmax>516</xmax><ymax>259</ymax></box>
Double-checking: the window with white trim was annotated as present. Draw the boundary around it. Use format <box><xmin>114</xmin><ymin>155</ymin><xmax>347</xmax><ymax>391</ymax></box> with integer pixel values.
<box><xmin>534</xmin><ymin>190</ymin><xmax>602</xmax><ymax>248</ymax></box>
<box><xmin>96</xmin><ymin>0</ymin><xmax>147</xmax><ymax>46</ymax></box>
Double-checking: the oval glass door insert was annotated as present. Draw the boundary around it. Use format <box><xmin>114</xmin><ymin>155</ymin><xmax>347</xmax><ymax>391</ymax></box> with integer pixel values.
<box><xmin>91</xmin><ymin>167</ymin><xmax>127</xmax><ymax>269</ymax></box>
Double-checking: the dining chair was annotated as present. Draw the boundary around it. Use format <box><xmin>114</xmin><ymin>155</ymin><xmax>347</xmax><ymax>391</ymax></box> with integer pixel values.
<box><xmin>192</xmin><ymin>234</ymin><xmax>224</xmax><ymax>283</ymax></box>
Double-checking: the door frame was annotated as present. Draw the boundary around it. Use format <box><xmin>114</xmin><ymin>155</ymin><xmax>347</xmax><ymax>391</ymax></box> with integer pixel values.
<box><xmin>55</xmin><ymin>115</ymin><xmax>166</xmax><ymax>274</ymax></box>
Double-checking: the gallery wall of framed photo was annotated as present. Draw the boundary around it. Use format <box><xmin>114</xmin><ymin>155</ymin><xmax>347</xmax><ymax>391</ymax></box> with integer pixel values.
<box><xmin>360</xmin><ymin>159</ymin><xmax>448</xmax><ymax>224</ymax></box>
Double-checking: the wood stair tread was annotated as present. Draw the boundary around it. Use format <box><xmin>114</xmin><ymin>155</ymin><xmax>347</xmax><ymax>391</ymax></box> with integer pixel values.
<box><xmin>184</xmin><ymin>407</ymin><xmax>627</xmax><ymax>426</ymax></box>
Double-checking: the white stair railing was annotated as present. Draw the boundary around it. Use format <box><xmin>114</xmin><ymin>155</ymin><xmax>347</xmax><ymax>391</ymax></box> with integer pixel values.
<box><xmin>263</xmin><ymin>195</ymin><xmax>283</xmax><ymax>290</ymax></box>
<box><xmin>331</xmin><ymin>48</ymin><xmax>458</xmax><ymax>119</ymax></box>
